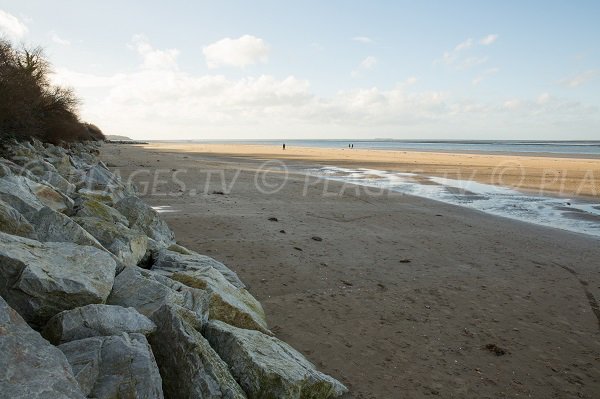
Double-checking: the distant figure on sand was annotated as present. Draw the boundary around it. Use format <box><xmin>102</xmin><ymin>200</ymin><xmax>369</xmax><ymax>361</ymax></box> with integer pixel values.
<box><xmin>351</xmin><ymin>144</ymin><xmax>354</xmax><ymax>149</ymax></box>
<box><xmin>283</xmin><ymin>143</ymin><xmax>286</xmax><ymax>150</ymax></box>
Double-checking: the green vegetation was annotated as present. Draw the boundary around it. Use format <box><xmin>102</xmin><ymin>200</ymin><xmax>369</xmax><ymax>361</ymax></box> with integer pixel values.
<box><xmin>0</xmin><ymin>39</ymin><xmax>105</xmax><ymax>144</ymax></box>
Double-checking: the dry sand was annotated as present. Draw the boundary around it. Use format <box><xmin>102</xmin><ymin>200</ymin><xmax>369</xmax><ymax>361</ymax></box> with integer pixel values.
<box><xmin>102</xmin><ymin>143</ymin><xmax>600</xmax><ymax>398</ymax></box>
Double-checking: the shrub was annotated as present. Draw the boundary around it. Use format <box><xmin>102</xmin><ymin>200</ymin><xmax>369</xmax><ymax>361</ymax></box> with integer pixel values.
<box><xmin>0</xmin><ymin>39</ymin><xmax>105</xmax><ymax>144</ymax></box>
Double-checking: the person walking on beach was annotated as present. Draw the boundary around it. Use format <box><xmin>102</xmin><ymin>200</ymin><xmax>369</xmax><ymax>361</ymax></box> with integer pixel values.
<box><xmin>283</xmin><ymin>143</ymin><xmax>286</xmax><ymax>150</ymax></box>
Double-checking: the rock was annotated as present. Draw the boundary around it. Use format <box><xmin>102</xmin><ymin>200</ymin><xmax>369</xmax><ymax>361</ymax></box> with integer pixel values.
<box><xmin>156</xmin><ymin>248</ymin><xmax>245</xmax><ymax>289</ymax></box>
<box><xmin>115</xmin><ymin>196</ymin><xmax>175</xmax><ymax>246</ymax></box>
<box><xmin>107</xmin><ymin>266</ymin><xmax>209</xmax><ymax>321</ymax></box>
<box><xmin>43</xmin><ymin>304</ymin><xmax>156</xmax><ymax>345</ymax></box>
<box><xmin>76</xmin><ymin>163</ymin><xmax>118</xmax><ymax>191</ymax></box>
<box><xmin>170</xmin><ymin>269</ymin><xmax>268</xmax><ymax>334</ymax></box>
<box><xmin>148</xmin><ymin>305</ymin><xmax>246</xmax><ymax>399</ymax></box>
<box><xmin>31</xmin><ymin>207</ymin><xmax>105</xmax><ymax>250</ymax></box>
<box><xmin>59</xmin><ymin>333</ymin><xmax>164</xmax><ymax>399</ymax></box>
<box><xmin>0</xmin><ymin>232</ymin><xmax>116</xmax><ymax>328</ymax></box>
<box><xmin>204</xmin><ymin>321</ymin><xmax>348</xmax><ymax>399</ymax></box>
<box><xmin>40</xmin><ymin>170</ymin><xmax>77</xmax><ymax>195</ymax></box>
<box><xmin>74</xmin><ymin>216</ymin><xmax>148</xmax><ymax>266</ymax></box>
<box><xmin>0</xmin><ymin>199</ymin><xmax>37</xmax><ymax>239</ymax></box>
<box><xmin>73</xmin><ymin>198</ymin><xmax>129</xmax><ymax>227</ymax></box>
<box><xmin>0</xmin><ymin>296</ymin><xmax>85</xmax><ymax>398</ymax></box>
<box><xmin>0</xmin><ymin>175</ymin><xmax>46</xmax><ymax>218</ymax></box>
<box><xmin>76</xmin><ymin>188</ymin><xmax>116</xmax><ymax>205</ymax></box>
<box><xmin>47</xmin><ymin>155</ymin><xmax>77</xmax><ymax>179</ymax></box>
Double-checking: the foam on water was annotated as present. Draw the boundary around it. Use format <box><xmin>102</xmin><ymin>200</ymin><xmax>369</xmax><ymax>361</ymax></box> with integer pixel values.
<box><xmin>307</xmin><ymin>166</ymin><xmax>600</xmax><ymax>238</ymax></box>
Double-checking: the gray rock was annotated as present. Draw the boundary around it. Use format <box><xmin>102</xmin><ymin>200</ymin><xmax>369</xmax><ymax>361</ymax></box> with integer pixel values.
<box><xmin>74</xmin><ymin>216</ymin><xmax>148</xmax><ymax>266</ymax></box>
<box><xmin>0</xmin><ymin>232</ymin><xmax>116</xmax><ymax>328</ymax></box>
<box><xmin>41</xmin><ymin>170</ymin><xmax>76</xmax><ymax>195</ymax></box>
<box><xmin>73</xmin><ymin>198</ymin><xmax>129</xmax><ymax>227</ymax></box>
<box><xmin>0</xmin><ymin>175</ymin><xmax>45</xmax><ymax>217</ymax></box>
<box><xmin>153</xmin><ymin>250</ymin><xmax>268</xmax><ymax>334</ymax></box>
<box><xmin>148</xmin><ymin>305</ymin><xmax>246</xmax><ymax>399</ymax></box>
<box><xmin>0</xmin><ymin>199</ymin><xmax>37</xmax><ymax>239</ymax></box>
<box><xmin>32</xmin><ymin>207</ymin><xmax>105</xmax><ymax>250</ymax></box>
<box><xmin>204</xmin><ymin>321</ymin><xmax>348</xmax><ymax>399</ymax></box>
<box><xmin>155</xmin><ymin>248</ymin><xmax>245</xmax><ymax>289</ymax></box>
<box><xmin>59</xmin><ymin>333</ymin><xmax>164</xmax><ymax>399</ymax></box>
<box><xmin>115</xmin><ymin>196</ymin><xmax>175</xmax><ymax>246</ymax></box>
<box><xmin>0</xmin><ymin>296</ymin><xmax>85</xmax><ymax>399</ymax></box>
<box><xmin>43</xmin><ymin>304</ymin><xmax>156</xmax><ymax>345</ymax></box>
<box><xmin>107</xmin><ymin>266</ymin><xmax>209</xmax><ymax>321</ymax></box>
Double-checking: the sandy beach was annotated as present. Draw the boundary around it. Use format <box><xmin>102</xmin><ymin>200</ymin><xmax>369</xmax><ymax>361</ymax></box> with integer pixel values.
<box><xmin>102</xmin><ymin>143</ymin><xmax>600</xmax><ymax>398</ymax></box>
<box><xmin>137</xmin><ymin>143</ymin><xmax>600</xmax><ymax>199</ymax></box>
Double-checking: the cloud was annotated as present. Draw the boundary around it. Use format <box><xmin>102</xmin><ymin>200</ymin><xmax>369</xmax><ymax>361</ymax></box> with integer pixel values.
<box><xmin>479</xmin><ymin>34</ymin><xmax>498</xmax><ymax>46</ymax></box>
<box><xmin>351</xmin><ymin>56</ymin><xmax>377</xmax><ymax>77</ymax></box>
<box><xmin>359</xmin><ymin>56</ymin><xmax>377</xmax><ymax>70</ymax></box>
<box><xmin>437</xmin><ymin>34</ymin><xmax>498</xmax><ymax>69</ymax></box>
<box><xmin>131</xmin><ymin>35</ymin><xmax>179</xmax><ymax>70</ymax></box>
<box><xmin>353</xmin><ymin>36</ymin><xmax>373</xmax><ymax>44</ymax></box>
<box><xmin>203</xmin><ymin>35</ymin><xmax>269</xmax><ymax>68</ymax></box>
<box><xmin>51</xmin><ymin>37</ymin><xmax>599</xmax><ymax>140</ymax></box>
<box><xmin>560</xmin><ymin>69</ymin><xmax>599</xmax><ymax>88</ymax></box>
<box><xmin>50</xmin><ymin>31</ymin><xmax>70</xmax><ymax>46</ymax></box>
<box><xmin>0</xmin><ymin>9</ymin><xmax>28</xmax><ymax>40</ymax></box>
<box><xmin>455</xmin><ymin>38</ymin><xmax>473</xmax><ymax>51</ymax></box>
<box><xmin>472</xmin><ymin>67</ymin><xmax>499</xmax><ymax>84</ymax></box>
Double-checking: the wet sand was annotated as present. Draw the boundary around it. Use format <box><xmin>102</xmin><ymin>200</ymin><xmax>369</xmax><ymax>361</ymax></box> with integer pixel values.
<box><xmin>101</xmin><ymin>143</ymin><xmax>600</xmax><ymax>399</ymax></box>
<box><xmin>137</xmin><ymin>142</ymin><xmax>600</xmax><ymax>198</ymax></box>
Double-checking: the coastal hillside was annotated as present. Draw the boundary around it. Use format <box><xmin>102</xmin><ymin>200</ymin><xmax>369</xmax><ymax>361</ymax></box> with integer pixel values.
<box><xmin>0</xmin><ymin>40</ymin><xmax>104</xmax><ymax>145</ymax></box>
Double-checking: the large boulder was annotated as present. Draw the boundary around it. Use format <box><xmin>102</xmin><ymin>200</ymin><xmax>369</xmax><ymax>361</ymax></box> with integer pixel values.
<box><xmin>115</xmin><ymin>196</ymin><xmax>175</xmax><ymax>246</ymax></box>
<box><xmin>43</xmin><ymin>304</ymin><xmax>156</xmax><ymax>345</ymax></box>
<box><xmin>0</xmin><ymin>199</ymin><xmax>37</xmax><ymax>239</ymax></box>
<box><xmin>74</xmin><ymin>216</ymin><xmax>148</xmax><ymax>267</ymax></box>
<box><xmin>31</xmin><ymin>207</ymin><xmax>105</xmax><ymax>250</ymax></box>
<box><xmin>0</xmin><ymin>232</ymin><xmax>116</xmax><ymax>328</ymax></box>
<box><xmin>40</xmin><ymin>170</ymin><xmax>77</xmax><ymax>195</ymax></box>
<box><xmin>156</xmin><ymin>247</ymin><xmax>245</xmax><ymax>289</ymax></box>
<box><xmin>148</xmin><ymin>305</ymin><xmax>246</xmax><ymax>399</ymax></box>
<box><xmin>59</xmin><ymin>333</ymin><xmax>164</xmax><ymax>399</ymax></box>
<box><xmin>0</xmin><ymin>175</ymin><xmax>45</xmax><ymax>218</ymax></box>
<box><xmin>0</xmin><ymin>296</ymin><xmax>85</xmax><ymax>398</ymax></box>
<box><xmin>73</xmin><ymin>198</ymin><xmax>129</xmax><ymax>227</ymax></box>
<box><xmin>0</xmin><ymin>175</ymin><xmax>73</xmax><ymax>218</ymax></box>
<box><xmin>106</xmin><ymin>266</ymin><xmax>209</xmax><ymax>321</ymax></box>
<box><xmin>153</xmin><ymin>250</ymin><xmax>268</xmax><ymax>334</ymax></box>
<box><xmin>204</xmin><ymin>321</ymin><xmax>348</xmax><ymax>399</ymax></box>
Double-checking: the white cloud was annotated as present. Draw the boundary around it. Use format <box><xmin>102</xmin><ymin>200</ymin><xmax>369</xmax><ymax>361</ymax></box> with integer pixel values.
<box><xmin>351</xmin><ymin>56</ymin><xmax>378</xmax><ymax>77</ymax></box>
<box><xmin>50</xmin><ymin>31</ymin><xmax>70</xmax><ymax>46</ymax></box>
<box><xmin>353</xmin><ymin>36</ymin><xmax>373</xmax><ymax>44</ymax></box>
<box><xmin>479</xmin><ymin>34</ymin><xmax>498</xmax><ymax>46</ymax></box>
<box><xmin>455</xmin><ymin>38</ymin><xmax>473</xmax><ymax>51</ymax></box>
<box><xmin>131</xmin><ymin>35</ymin><xmax>179</xmax><ymax>70</ymax></box>
<box><xmin>472</xmin><ymin>67</ymin><xmax>499</xmax><ymax>85</ymax></box>
<box><xmin>560</xmin><ymin>69</ymin><xmax>599</xmax><ymax>88</ymax></box>
<box><xmin>0</xmin><ymin>9</ymin><xmax>28</xmax><ymax>40</ymax></box>
<box><xmin>51</xmin><ymin>38</ymin><xmax>599</xmax><ymax>140</ymax></box>
<box><xmin>203</xmin><ymin>35</ymin><xmax>269</xmax><ymax>68</ymax></box>
<box><xmin>359</xmin><ymin>56</ymin><xmax>377</xmax><ymax>69</ymax></box>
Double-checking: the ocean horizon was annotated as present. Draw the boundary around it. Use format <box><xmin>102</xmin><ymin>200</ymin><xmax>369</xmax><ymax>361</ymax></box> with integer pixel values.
<box><xmin>150</xmin><ymin>139</ymin><xmax>600</xmax><ymax>156</ymax></box>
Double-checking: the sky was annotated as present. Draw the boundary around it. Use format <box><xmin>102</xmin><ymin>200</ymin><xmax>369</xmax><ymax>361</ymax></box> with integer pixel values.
<box><xmin>0</xmin><ymin>0</ymin><xmax>599</xmax><ymax>140</ymax></box>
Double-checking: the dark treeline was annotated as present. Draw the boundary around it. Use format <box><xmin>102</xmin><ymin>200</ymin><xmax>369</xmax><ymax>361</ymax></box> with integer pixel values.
<box><xmin>0</xmin><ymin>39</ymin><xmax>105</xmax><ymax>144</ymax></box>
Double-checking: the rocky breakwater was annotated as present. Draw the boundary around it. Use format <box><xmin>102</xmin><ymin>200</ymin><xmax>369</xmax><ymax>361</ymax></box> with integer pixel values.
<box><xmin>0</xmin><ymin>139</ymin><xmax>348</xmax><ymax>399</ymax></box>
